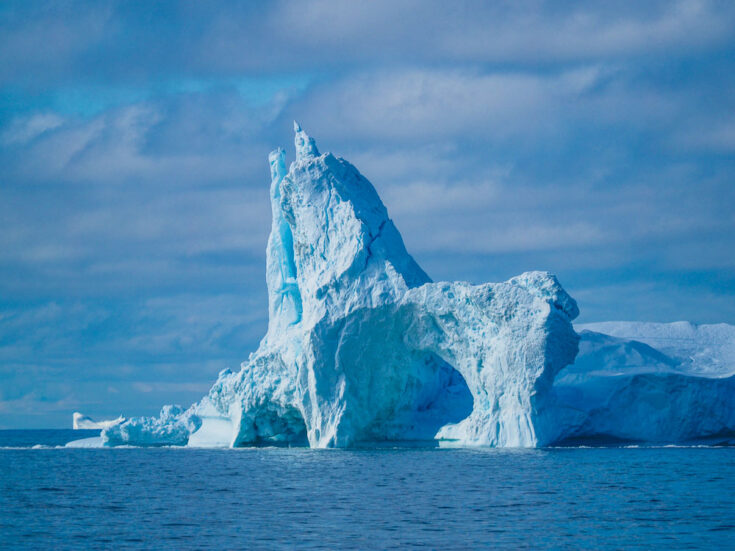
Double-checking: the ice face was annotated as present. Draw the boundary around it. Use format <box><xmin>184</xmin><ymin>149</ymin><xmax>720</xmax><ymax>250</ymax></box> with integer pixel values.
<box><xmin>101</xmin><ymin>125</ymin><xmax>734</xmax><ymax>448</ymax></box>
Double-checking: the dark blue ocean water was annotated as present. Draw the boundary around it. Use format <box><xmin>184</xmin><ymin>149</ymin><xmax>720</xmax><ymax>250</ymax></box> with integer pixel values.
<box><xmin>1</xmin><ymin>430</ymin><xmax>733</xmax><ymax>550</ymax></box>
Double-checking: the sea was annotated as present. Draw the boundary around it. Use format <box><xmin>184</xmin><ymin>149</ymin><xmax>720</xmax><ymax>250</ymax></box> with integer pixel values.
<box><xmin>1</xmin><ymin>430</ymin><xmax>733</xmax><ymax>550</ymax></box>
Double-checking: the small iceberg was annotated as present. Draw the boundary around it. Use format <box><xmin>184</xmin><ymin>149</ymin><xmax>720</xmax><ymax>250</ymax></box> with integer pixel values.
<box><xmin>65</xmin><ymin>436</ymin><xmax>105</xmax><ymax>448</ymax></box>
<box><xmin>73</xmin><ymin>412</ymin><xmax>125</xmax><ymax>430</ymax></box>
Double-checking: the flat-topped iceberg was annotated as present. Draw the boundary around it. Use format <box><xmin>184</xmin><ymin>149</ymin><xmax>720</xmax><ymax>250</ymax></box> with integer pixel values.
<box><xmin>550</xmin><ymin>322</ymin><xmax>735</xmax><ymax>445</ymax></box>
<box><xmin>99</xmin><ymin>124</ymin><xmax>734</xmax><ymax>448</ymax></box>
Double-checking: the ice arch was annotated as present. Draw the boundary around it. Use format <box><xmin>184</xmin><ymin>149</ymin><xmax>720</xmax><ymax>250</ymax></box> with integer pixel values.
<box><xmin>103</xmin><ymin>124</ymin><xmax>579</xmax><ymax>448</ymax></box>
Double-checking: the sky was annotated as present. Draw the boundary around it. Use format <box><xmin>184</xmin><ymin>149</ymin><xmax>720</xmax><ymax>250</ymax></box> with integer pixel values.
<box><xmin>1</xmin><ymin>0</ymin><xmax>734</xmax><ymax>428</ymax></box>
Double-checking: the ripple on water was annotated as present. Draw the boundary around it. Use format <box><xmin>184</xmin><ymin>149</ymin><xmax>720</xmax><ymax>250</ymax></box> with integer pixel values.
<box><xmin>0</xmin><ymin>431</ymin><xmax>733</xmax><ymax>549</ymax></box>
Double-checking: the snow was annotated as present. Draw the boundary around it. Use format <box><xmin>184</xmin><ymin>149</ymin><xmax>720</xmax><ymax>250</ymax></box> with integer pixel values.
<box><xmin>97</xmin><ymin>124</ymin><xmax>735</xmax><ymax>449</ymax></box>
<box><xmin>73</xmin><ymin>412</ymin><xmax>124</xmax><ymax>430</ymax></box>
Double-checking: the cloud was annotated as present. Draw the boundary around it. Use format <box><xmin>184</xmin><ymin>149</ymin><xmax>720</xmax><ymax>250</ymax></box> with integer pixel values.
<box><xmin>132</xmin><ymin>381</ymin><xmax>214</xmax><ymax>394</ymax></box>
<box><xmin>439</xmin><ymin>0</ymin><xmax>735</xmax><ymax>61</ymax></box>
<box><xmin>286</xmin><ymin>64</ymin><xmax>710</xmax><ymax>160</ymax></box>
<box><xmin>1</xmin><ymin>1</ymin><xmax>734</xmax><ymax>427</ymax></box>
<box><xmin>0</xmin><ymin>91</ymin><xmax>283</xmax><ymax>299</ymax></box>
<box><xmin>672</xmin><ymin>117</ymin><xmax>735</xmax><ymax>153</ymax></box>
<box><xmin>0</xmin><ymin>1</ymin><xmax>112</xmax><ymax>85</ymax></box>
<box><xmin>0</xmin><ymin>292</ymin><xmax>268</xmax><ymax>427</ymax></box>
<box><xmin>292</xmin><ymin>68</ymin><xmax>600</xmax><ymax>144</ymax></box>
<box><xmin>2</xmin><ymin>1</ymin><xmax>733</xmax><ymax>88</ymax></box>
<box><xmin>2</xmin><ymin>95</ymin><xmax>273</xmax><ymax>185</ymax></box>
<box><xmin>572</xmin><ymin>279</ymin><xmax>735</xmax><ymax>325</ymax></box>
<box><xmin>1</xmin><ymin>113</ymin><xmax>64</xmax><ymax>145</ymax></box>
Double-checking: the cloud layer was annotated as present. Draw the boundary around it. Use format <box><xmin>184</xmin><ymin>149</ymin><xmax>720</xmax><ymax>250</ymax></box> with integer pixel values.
<box><xmin>1</xmin><ymin>0</ymin><xmax>734</xmax><ymax>427</ymax></box>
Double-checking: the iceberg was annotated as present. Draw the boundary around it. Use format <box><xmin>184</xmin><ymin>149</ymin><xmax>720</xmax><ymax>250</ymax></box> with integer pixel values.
<box><xmin>549</xmin><ymin>322</ymin><xmax>735</xmax><ymax>445</ymax></box>
<box><xmin>73</xmin><ymin>412</ymin><xmax>125</xmax><ymax>430</ymax></box>
<box><xmin>103</xmin><ymin>123</ymin><xmax>579</xmax><ymax>448</ymax></box>
<box><xmin>100</xmin><ymin>124</ymin><xmax>735</xmax><ymax>448</ymax></box>
<box><xmin>103</xmin><ymin>405</ymin><xmax>199</xmax><ymax>447</ymax></box>
<box><xmin>65</xmin><ymin>436</ymin><xmax>105</xmax><ymax>448</ymax></box>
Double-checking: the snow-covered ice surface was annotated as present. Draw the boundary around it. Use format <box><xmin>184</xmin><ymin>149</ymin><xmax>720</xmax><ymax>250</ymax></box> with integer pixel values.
<box><xmin>100</xmin><ymin>124</ymin><xmax>734</xmax><ymax>449</ymax></box>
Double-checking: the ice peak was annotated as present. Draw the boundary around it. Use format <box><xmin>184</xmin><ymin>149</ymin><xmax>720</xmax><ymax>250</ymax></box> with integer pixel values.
<box><xmin>268</xmin><ymin>147</ymin><xmax>286</xmax><ymax>183</ymax></box>
<box><xmin>293</xmin><ymin>120</ymin><xmax>320</xmax><ymax>160</ymax></box>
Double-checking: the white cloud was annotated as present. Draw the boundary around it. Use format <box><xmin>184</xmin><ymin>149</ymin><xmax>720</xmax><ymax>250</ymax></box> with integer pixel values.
<box><xmin>1</xmin><ymin>0</ymin><xmax>734</xmax><ymax>429</ymax></box>
<box><xmin>1</xmin><ymin>113</ymin><xmax>65</xmax><ymax>145</ymax></box>
<box><xmin>132</xmin><ymin>381</ymin><xmax>213</xmax><ymax>394</ymax></box>
<box><xmin>291</xmin><ymin>64</ymin><xmax>694</xmax><ymax>148</ymax></box>
<box><xmin>296</xmin><ymin>68</ymin><xmax>604</xmax><ymax>144</ymax></box>
<box><xmin>440</xmin><ymin>0</ymin><xmax>733</xmax><ymax>61</ymax></box>
<box><xmin>672</xmin><ymin>117</ymin><xmax>735</xmax><ymax>153</ymax></box>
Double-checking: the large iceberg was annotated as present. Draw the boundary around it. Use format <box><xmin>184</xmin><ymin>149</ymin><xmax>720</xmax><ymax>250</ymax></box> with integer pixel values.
<box><xmin>101</xmin><ymin>124</ymin><xmax>735</xmax><ymax>448</ymax></box>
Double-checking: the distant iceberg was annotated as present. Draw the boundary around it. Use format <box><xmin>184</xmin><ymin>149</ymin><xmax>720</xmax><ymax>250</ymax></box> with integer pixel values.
<box><xmin>73</xmin><ymin>412</ymin><xmax>125</xmax><ymax>430</ymax></box>
<box><xmin>98</xmin><ymin>124</ymin><xmax>734</xmax><ymax>448</ymax></box>
<box><xmin>551</xmin><ymin>322</ymin><xmax>735</xmax><ymax>445</ymax></box>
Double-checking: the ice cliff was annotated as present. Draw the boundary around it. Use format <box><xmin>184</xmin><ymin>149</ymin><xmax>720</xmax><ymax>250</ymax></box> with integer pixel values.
<box><xmin>101</xmin><ymin>124</ymin><xmax>735</xmax><ymax>448</ymax></box>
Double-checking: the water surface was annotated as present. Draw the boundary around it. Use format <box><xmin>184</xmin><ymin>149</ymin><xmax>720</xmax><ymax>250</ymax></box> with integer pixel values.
<box><xmin>1</xmin><ymin>430</ymin><xmax>733</xmax><ymax>549</ymax></box>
